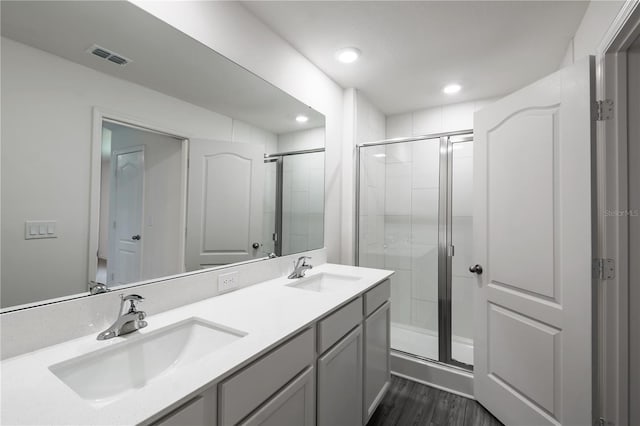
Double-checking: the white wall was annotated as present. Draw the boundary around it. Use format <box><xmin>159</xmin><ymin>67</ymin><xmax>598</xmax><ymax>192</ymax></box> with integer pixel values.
<box><xmin>560</xmin><ymin>1</ymin><xmax>626</xmax><ymax>67</ymax></box>
<box><xmin>277</xmin><ymin>127</ymin><xmax>325</xmax><ymax>153</ymax></box>
<box><xmin>232</xmin><ymin>119</ymin><xmax>278</xmax><ymax>154</ymax></box>
<box><xmin>342</xmin><ymin>89</ymin><xmax>386</xmax><ymax>266</ymax></box>
<box><xmin>386</xmin><ymin>98</ymin><xmax>495</xmax><ymax>139</ymax></box>
<box><xmin>0</xmin><ymin>38</ymin><xmax>277</xmax><ymax>308</ymax></box>
<box><xmin>132</xmin><ymin>1</ymin><xmax>345</xmax><ymax>263</ymax></box>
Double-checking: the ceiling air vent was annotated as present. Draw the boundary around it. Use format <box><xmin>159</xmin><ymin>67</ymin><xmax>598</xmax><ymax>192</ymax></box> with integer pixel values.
<box><xmin>88</xmin><ymin>44</ymin><xmax>131</xmax><ymax>66</ymax></box>
<box><xmin>107</xmin><ymin>55</ymin><xmax>128</xmax><ymax>65</ymax></box>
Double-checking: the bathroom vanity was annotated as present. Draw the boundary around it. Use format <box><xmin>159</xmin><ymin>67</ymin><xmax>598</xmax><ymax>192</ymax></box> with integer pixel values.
<box><xmin>0</xmin><ymin>264</ymin><xmax>392</xmax><ymax>426</ymax></box>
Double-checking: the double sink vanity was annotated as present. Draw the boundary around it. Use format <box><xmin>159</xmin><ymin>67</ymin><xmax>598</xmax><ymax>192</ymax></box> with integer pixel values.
<box><xmin>1</xmin><ymin>262</ymin><xmax>393</xmax><ymax>426</ymax></box>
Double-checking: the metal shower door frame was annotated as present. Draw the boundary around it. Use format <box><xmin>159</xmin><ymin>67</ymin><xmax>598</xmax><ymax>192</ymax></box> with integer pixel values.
<box><xmin>355</xmin><ymin>129</ymin><xmax>473</xmax><ymax>371</ymax></box>
<box><xmin>265</xmin><ymin>147</ymin><xmax>325</xmax><ymax>257</ymax></box>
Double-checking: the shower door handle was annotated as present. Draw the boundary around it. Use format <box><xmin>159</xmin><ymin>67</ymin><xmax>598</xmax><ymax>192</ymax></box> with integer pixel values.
<box><xmin>469</xmin><ymin>264</ymin><xmax>483</xmax><ymax>274</ymax></box>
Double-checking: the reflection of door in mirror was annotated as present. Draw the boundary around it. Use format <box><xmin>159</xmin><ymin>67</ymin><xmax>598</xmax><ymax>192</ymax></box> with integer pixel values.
<box><xmin>108</xmin><ymin>146</ymin><xmax>144</xmax><ymax>285</ymax></box>
<box><xmin>186</xmin><ymin>140</ymin><xmax>265</xmax><ymax>270</ymax></box>
<box><xmin>97</xmin><ymin>121</ymin><xmax>186</xmax><ymax>287</ymax></box>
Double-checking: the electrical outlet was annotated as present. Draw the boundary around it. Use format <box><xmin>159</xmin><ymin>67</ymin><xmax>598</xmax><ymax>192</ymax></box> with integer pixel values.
<box><xmin>218</xmin><ymin>271</ymin><xmax>239</xmax><ymax>293</ymax></box>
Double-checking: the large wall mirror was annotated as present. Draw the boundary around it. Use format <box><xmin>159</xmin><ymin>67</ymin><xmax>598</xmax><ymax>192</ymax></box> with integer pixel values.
<box><xmin>0</xmin><ymin>1</ymin><xmax>326</xmax><ymax>311</ymax></box>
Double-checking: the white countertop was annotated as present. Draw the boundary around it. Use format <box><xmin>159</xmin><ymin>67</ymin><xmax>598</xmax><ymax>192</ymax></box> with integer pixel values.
<box><xmin>1</xmin><ymin>263</ymin><xmax>393</xmax><ymax>426</ymax></box>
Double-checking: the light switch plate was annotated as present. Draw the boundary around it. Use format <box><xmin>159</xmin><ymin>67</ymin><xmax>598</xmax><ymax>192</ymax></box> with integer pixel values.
<box><xmin>25</xmin><ymin>220</ymin><xmax>57</xmax><ymax>239</ymax></box>
<box><xmin>218</xmin><ymin>271</ymin><xmax>239</xmax><ymax>293</ymax></box>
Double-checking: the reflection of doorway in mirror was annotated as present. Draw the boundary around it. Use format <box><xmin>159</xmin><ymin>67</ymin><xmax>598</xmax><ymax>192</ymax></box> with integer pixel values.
<box><xmin>97</xmin><ymin>121</ymin><xmax>186</xmax><ymax>287</ymax></box>
<box><xmin>107</xmin><ymin>146</ymin><xmax>145</xmax><ymax>285</ymax></box>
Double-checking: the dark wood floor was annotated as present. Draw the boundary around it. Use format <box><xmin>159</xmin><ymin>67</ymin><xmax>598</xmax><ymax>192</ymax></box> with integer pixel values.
<box><xmin>367</xmin><ymin>375</ymin><xmax>503</xmax><ymax>426</ymax></box>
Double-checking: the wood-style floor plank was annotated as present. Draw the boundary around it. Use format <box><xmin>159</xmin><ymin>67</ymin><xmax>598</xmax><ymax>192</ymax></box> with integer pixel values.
<box><xmin>367</xmin><ymin>375</ymin><xmax>503</xmax><ymax>426</ymax></box>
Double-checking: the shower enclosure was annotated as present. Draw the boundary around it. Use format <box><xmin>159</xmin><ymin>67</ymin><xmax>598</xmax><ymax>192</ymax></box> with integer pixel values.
<box><xmin>264</xmin><ymin>149</ymin><xmax>325</xmax><ymax>257</ymax></box>
<box><xmin>356</xmin><ymin>131</ymin><xmax>474</xmax><ymax>369</ymax></box>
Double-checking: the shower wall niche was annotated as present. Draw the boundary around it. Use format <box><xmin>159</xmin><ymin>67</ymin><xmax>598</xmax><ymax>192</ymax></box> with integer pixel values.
<box><xmin>357</xmin><ymin>132</ymin><xmax>474</xmax><ymax>369</ymax></box>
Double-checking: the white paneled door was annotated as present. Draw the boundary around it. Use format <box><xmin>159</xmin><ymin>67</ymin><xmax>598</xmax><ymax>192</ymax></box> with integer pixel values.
<box><xmin>473</xmin><ymin>57</ymin><xmax>595</xmax><ymax>425</ymax></box>
<box><xmin>108</xmin><ymin>146</ymin><xmax>145</xmax><ymax>285</ymax></box>
<box><xmin>186</xmin><ymin>140</ymin><xmax>264</xmax><ymax>269</ymax></box>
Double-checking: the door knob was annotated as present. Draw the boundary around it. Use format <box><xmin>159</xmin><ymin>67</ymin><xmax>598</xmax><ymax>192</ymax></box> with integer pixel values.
<box><xmin>252</xmin><ymin>242</ymin><xmax>260</xmax><ymax>249</ymax></box>
<box><xmin>132</xmin><ymin>235</ymin><xmax>141</xmax><ymax>241</ymax></box>
<box><xmin>469</xmin><ymin>264</ymin><xmax>483</xmax><ymax>274</ymax></box>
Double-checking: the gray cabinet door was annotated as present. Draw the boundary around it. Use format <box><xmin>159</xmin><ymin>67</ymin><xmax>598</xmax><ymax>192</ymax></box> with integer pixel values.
<box><xmin>219</xmin><ymin>329</ymin><xmax>314</xmax><ymax>425</ymax></box>
<box><xmin>317</xmin><ymin>325</ymin><xmax>363</xmax><ymax>426</ymax></box>
<box><xmin>240</xmin><ymin>367</ymin><xmax>315</xmax><ymax>426</ymax></box>
<box><xmin>364</xmin><ymin>302</ymin><xmax>390</xmax><ymax>422</ymax></box>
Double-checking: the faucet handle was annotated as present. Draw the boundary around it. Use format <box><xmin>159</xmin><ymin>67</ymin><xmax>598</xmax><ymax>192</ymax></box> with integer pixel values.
<box><xmin>297</xmin><ymin>256</ymin><xmax>312</xmax><ymax>265</ymax></box>
<box><xmin>122</xmin><ymin>294</ymin><xmax>144</xmax><ymax>302</ymax></box>
<box><xmin>120</xmin><ymin>294</ymin><xmax>144</xmax><ymax>313</ymax></box>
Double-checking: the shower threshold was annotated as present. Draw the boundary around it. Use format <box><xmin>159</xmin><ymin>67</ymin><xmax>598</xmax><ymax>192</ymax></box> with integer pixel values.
<box><xmin>390</xmin><ymin>322</ymin><xmax>474</xmax><ymax>366</ymax></box>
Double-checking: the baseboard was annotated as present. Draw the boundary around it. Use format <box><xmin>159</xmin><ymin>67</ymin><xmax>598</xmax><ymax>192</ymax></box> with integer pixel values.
<box><xmin>390</xmin><ymin>350</ymin><xmax>474</xmax><ymax>399</ymax></box>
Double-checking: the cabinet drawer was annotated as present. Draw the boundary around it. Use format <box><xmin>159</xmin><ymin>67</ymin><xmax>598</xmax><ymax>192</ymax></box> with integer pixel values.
<box><xmin>364</xmin><ymin>280</ymin><xmax>390</xmax><ymax>317</ymax></box>
<box><xmin>317</xmin><ymin>297</ymin><xmax>363</xmax><ymax>354</ymax></box>
<box><xmin>219</xmin><ymin>328</ymin><xmax>314</xmax><ymax>426</ymax></box>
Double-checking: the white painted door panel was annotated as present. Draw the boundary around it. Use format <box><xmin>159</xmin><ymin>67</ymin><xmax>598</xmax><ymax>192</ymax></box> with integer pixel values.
<box><xmin>473</xmin><ymin>57</ymin><xmax>595</xmax><ymax>426</ymax></box>
<box><xmin>186</xmin><ymin>140</ymin><xmax>264</xmax><ymax>269</ymax></box>
<box><xmin>107</xmin><ymin>147</ymin><xmax>144</xmax><ymax>285</ymax></box>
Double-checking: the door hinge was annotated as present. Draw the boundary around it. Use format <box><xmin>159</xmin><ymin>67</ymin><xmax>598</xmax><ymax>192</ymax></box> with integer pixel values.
<box><xmin>447</xmin><ymin>245</ymin><xmax>455</xmax><ymax>257</ymax></box>
<box><xmin>595</xmin><ymin>99</ymin><xmax>613</xmax><ymax>121</ymax></box>
<box><xmin>592</xmin><ymin>258</ymin><xmax>615</xmax><ymax>280</ymax></box>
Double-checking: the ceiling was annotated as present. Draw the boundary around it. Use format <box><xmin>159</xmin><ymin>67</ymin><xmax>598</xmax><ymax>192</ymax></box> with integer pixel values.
<box><xmin>1</xmin><ymin>1</ymin><xmax>324</xmax><ymax>135</ymax></box>
<box><xmin>243</xmin><ymin>1</ymin><xmax>590</xmax><ymax>115</ymax></box>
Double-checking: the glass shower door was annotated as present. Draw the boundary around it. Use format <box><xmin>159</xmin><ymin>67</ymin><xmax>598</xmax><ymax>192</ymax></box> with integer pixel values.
<box><xmin>357</xmin><ymin>132</ymin><xmax>475</xmax><ymax>369</ymax></box>
<box><xmin>449</xmin><ymin>138</ymin><xmax>474</xmax><ymax>367</ymax></box>
<box><xmin>281</xmin><ymin>152</ymin><xmax>325</xmax><ymax>255</ymax></box>
<box><xmin>358</xmin><ymin>138</ymin><xmax>441</xmax><ymax>361</ymax></box>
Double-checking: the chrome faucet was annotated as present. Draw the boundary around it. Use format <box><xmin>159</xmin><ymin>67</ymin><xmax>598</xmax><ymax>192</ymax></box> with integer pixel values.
<box><xmin>89</xmin><ymin>281</ymin><xmax>109</xmax><ymax>295</ymax></box>
<box><xmin>288</xmin><ymin>256</ymin><xmax>312</xmax><ymax>279</ymax></box>
<box><xmin>97</xmin><ymin>294</ymin><xmax>148</xmax><ymax>340</ymax></box>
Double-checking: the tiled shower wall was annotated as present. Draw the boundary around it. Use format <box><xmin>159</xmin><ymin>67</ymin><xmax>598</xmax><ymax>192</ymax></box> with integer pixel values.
<box><xmin>262</xmin><ymin>127</ymin><xmax>326</xmax><ymax>257</ymax></box>
<box><xmin>359</xmin><ymin>139</ymin><xmax>440</xmax><ymax>333</ymax></box>
<box><xmin>450</xmin><ymin>142</ymin><xmax>474</xmax><ymax>341</ymax></box>
<box><xmin>359</xmin><ymin>99</ymin><xmax>492</xmax><ymax>336</ymax></box>
<box><xmin>384</xmin><ymin>141</ymin><xmax>440</xmax><ymax>332</ymax></box>
<box><xmin>282</xmin><ymin>152</ymin><xmax>325</xmax><ymax>255</ymax></box>
<box><xmin>358</xmin><ymin>145</ymin><xmax>386</xmax><ymax>271</ymax></box>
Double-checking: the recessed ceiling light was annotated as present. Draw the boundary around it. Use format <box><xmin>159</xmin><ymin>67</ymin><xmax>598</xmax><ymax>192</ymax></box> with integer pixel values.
<box><xmin>443</xmin><ymin>84</ymin><xmax>462</xmax><ymax>94</ymax></box>
<box><xmin>295</xmin><ymin>115</ymin><xmax>309</xmax><ymax>123</ymax></box>
<box><xmin>335</xmin><ymin>47</ymin><xmax>361</xmax><ymax>64</ymax></box>
<box><xmin>373</xmin><ymin>153</ymin><xmax>386</xmax><ymax>158</ymax></box>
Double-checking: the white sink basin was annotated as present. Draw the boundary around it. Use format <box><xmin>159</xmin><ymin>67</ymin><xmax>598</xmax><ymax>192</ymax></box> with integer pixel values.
<box><xmin>286</xmin><ymin>272</ymin><xmax>361</xmax><ymax>293</ymax></box>
<box><xmin>49</xmin><ymin>318</ymin><xmax>246</xmax><ymax>406</ymax></box>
